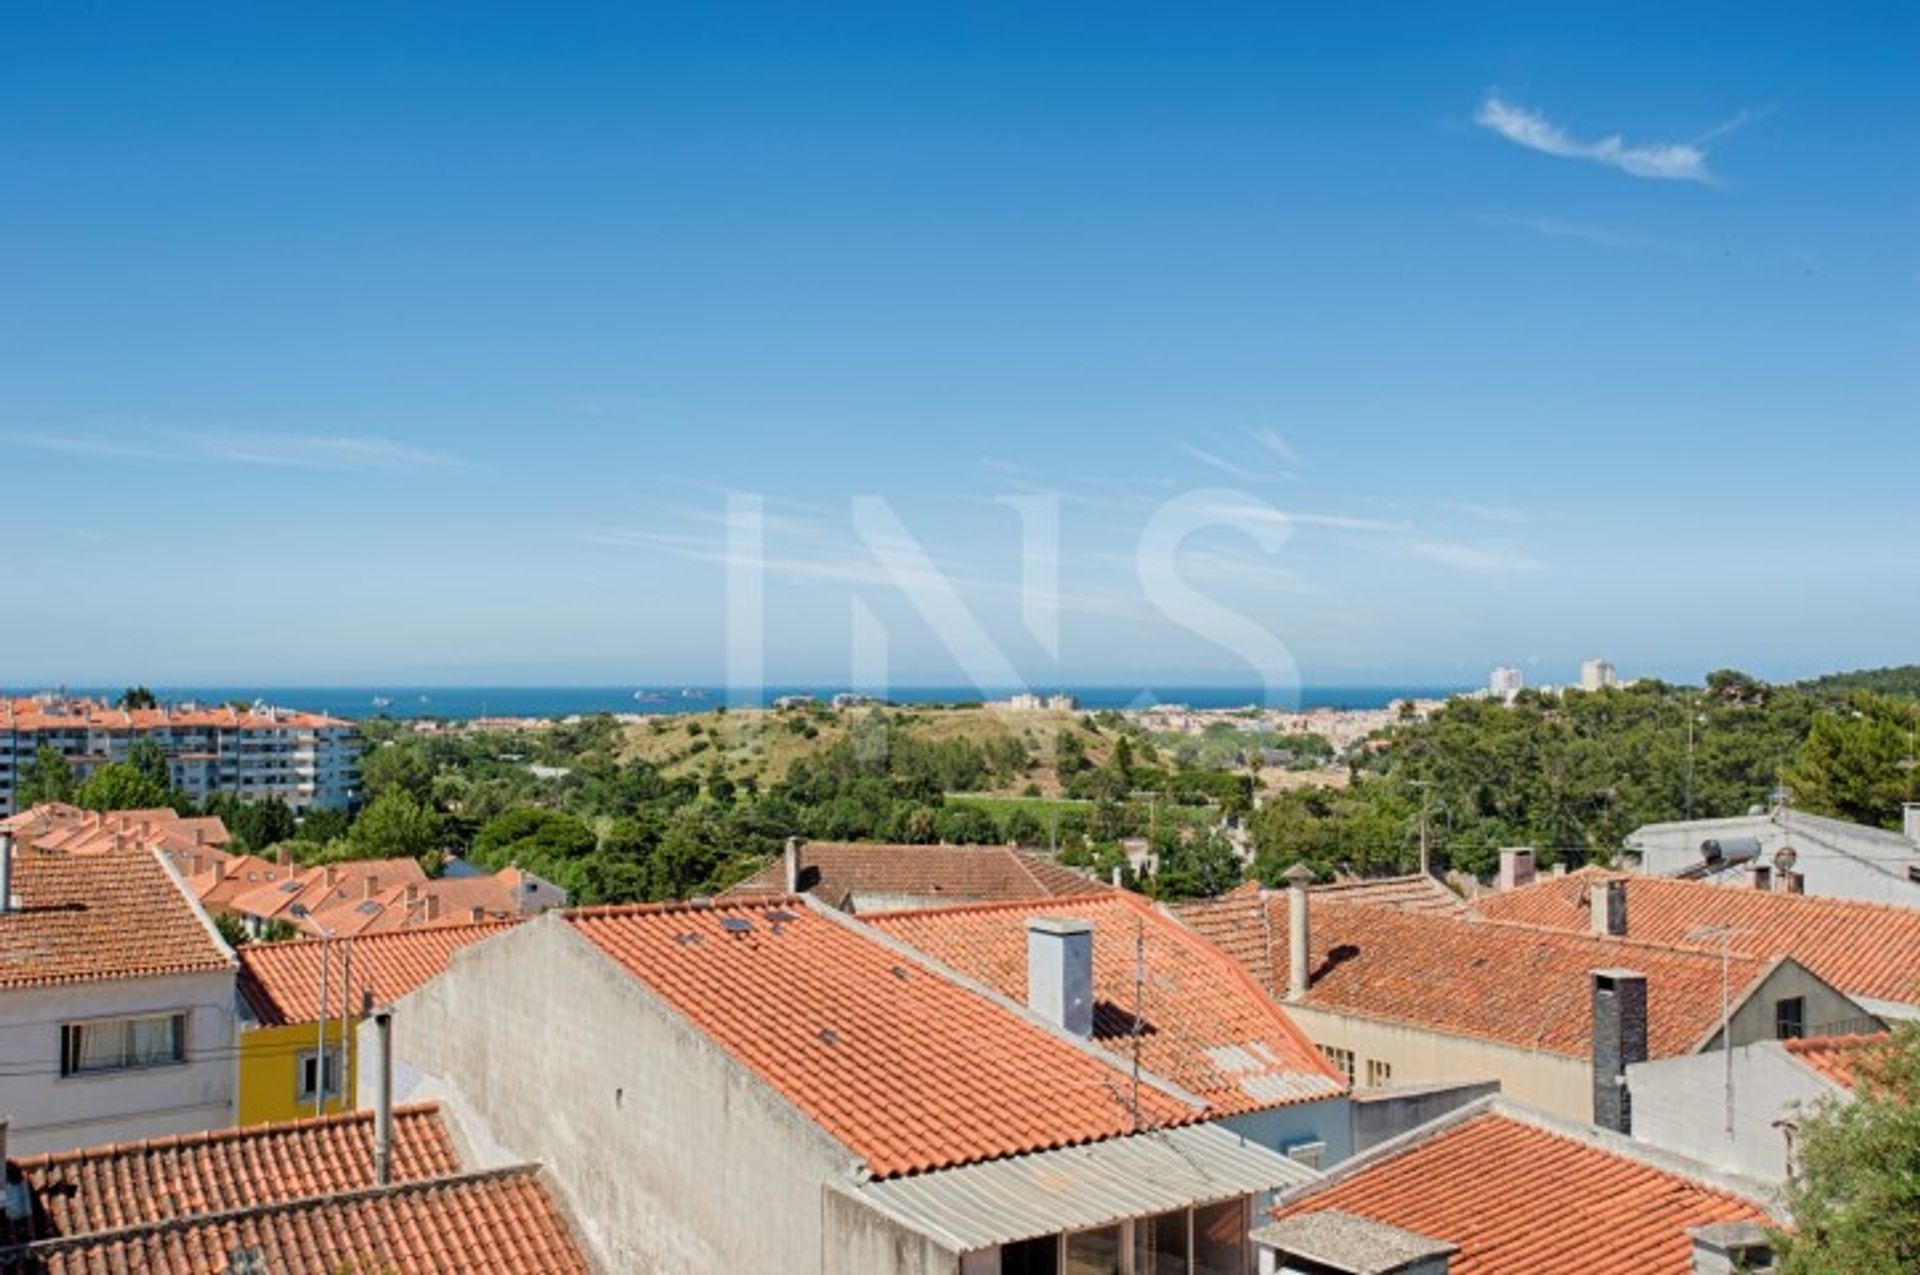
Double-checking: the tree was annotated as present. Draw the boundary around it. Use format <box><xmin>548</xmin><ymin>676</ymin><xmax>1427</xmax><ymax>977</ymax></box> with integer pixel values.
<box><xmin>116</xmin><ymin>686</ymin><xmax>158</xmax><ymax>710</ymax></box>
<box><xmin>75</xmin><ymin>762</ymin><xmax>172</xmax><ymax>813</ymax></box>
<box><xmin>1775</xmin><ymin>1025</ymin><xmax>1920</xmax><ymax>1274</ymax></box>
<box><xmin>16</xmin><ymin>745</ymin><xmax>76</xmax><ymax>807</ymax></box>
<box><xmin>1785</xmin><ymin>696</ymin><xmax>1917</xmax><ymax>830</ymax></box>
<box><xmin>345</xmin><ymin>790</ymin><xmax>445</xmax><ymax>867</ymax></box>
<box><xmin>470</xmin><ymin>807</ymin><xmax>598</xmax><ymax>895</ymax></box>
<box><xmin>358</xmin><ymin>741</ymin><xmax>436</xmax><ymax>803</ymax></box>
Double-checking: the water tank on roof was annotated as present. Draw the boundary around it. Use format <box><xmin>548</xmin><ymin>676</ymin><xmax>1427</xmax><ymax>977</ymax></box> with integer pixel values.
<box><xmin>1701</xmin><ymin>836</ymin><xmax>1761</xmax><ymax>865</ymax></box>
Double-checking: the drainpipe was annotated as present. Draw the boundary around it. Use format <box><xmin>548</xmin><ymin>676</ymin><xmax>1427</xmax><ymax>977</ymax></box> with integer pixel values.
<box><xmin>371</xmin><ymin>1006</ymin><xmax>394</xmax><ymax>1186</ymax></box>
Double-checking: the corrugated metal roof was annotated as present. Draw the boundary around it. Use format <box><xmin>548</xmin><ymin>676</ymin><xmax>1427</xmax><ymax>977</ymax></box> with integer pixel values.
<box><xmin>847</xmin><ymin>1122</ymin><xmax>1318</xmax><ymax>1252</ymax></box>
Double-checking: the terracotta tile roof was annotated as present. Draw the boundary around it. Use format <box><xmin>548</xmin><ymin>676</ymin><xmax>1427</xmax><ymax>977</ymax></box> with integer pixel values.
<box><xmin>2</xmin><ymin>1105</ymin><xmax>457</xmax><ymax>1245</ymax></box>
<box><xmin>1783</xmin><ymin>1031</ymin><xmax>1891</xmax><ymax>1092</ymax></box>
<box><xmin>0</xmin><ymin>844</ymin><xmax>231</xmax><ymax>990</ymax></box>
<box><xmin>225</xmin><ymin>857</ymin><xmax>429</xmax><ymax>927</ymax></box>
<box><xmin>1174</xmin><ymin>892</ymin><xmax>1776</xmax><ymax>1059</ymax></box>
<box><xmin>866</xmin><ymin>893</ymin><xmax>1345</xmax><ymax>1115</ymax></box>
<box><xmin>722</xmin><ymin>840</ymin><xmax>1107</xmax><ymax>910</ymax></box>
<box><xmin>3</xmin><ymin>1167</ymin><xmax>591</xmax><ymax>1275</ymax></box>
<box><xmin>239</xmin><ymin>920</ymin><xmax>521</xmax><ymax>1026</ymax></box>
<box><xmin>0</xmin><ymin>695</ymin><xmax>348</xmax><ymax>733</ymax></box>
<box><xmin>566</xmin><ymin>897</ymin><xmax>1200</xmax><ymax>1178</ymax></box>
<box><xmin>1</xmin><ymin>804</ymin><xmax>230</xmax><ymax>859</ymax></box>
<box><xmin>1476</xmin><ymin>869</ymin><xmax>1920</xmax><ymax>1007</ymax></box>
<box><xmin>1311</xmin><ymin>873</ymin><xmax>1467</xmax><ymax>916</ymax></box>
<box><xmin>1271</xmin><ymin>1101</ymin><xmax>1774</xmax><ymax>1275</ymax></box>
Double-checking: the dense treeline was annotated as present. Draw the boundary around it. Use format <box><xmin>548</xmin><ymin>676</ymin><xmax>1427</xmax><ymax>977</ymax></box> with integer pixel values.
<box><xmin>1799</xmin><ymin>663</ymin><xmax>1920</xmax><ymax>701</ymax></box>
<box><xmin>1251</xmin><ymin>670</ymin><xmax>1920</xmax><ymax>884</ymax></box>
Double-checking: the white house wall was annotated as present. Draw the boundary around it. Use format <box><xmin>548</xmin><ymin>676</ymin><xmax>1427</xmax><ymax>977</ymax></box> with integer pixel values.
<box><xmin>0</xmin><ymin>969</ymin><xmax>238</xmax><ymax>1156</ymax></box>
<box><xmin>1628</xmin><ymin>1044</ymin><xmax>1842</xmax><ymax>1182</ymax></box>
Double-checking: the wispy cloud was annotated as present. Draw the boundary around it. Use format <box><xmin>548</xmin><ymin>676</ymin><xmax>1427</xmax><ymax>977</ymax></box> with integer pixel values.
<box><xmin>1407</xmin><ymin>538</ymin><xmax>1543</xmax><ymax>574</ymax></box>
<box><xmin>1474</xmin><ymin>93</ymin><xmax>1748</xmax><ymax>184</ymax></box>
<box><xmin>1490</xmin><ymin>216</ymin><xmax>1687</xmax><ymax>256</ymax></box>
<box><xmin>1444</xmin><ymin>501</ymin><xmax>1532</xmax><ymax>526</ymax></box>
<box><xmin>1245</xmin><ymin>426</ymin><xmax>1305</xmax><ymax>470</ymax></box>
<box><xmin>5</xmin><ymin>429</ymin><xmax>461</xmax><ymax>471</ymax></box>
<box><xmin>1177</xmin><ymin>442</ymin><xmax>1261</xmax><ymax>482</ymax></box>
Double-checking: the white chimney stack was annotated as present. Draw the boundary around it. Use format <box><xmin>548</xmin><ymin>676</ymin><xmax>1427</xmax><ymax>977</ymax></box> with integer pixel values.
<box><xmin>1590</xmin><ymin>878</ymin><xmax>1628</xmax><ymax>938</ymax></box>
<box><xmin>370</xmin><ymin>1006</ymin><xmax>394</xmax><ymax>1186</ymax></box>
<box><xmin>1026</xmin><ymin>917</ymin><xmax>1094</xmax><ymax>1037</ymax></box>
<box><xmin>1497</xmin><ymin>848</ymin><xmax>1536</xmax><ymax>892</ymax></box>
<box><xmin>784</xmin><ymin>836</ymin><xmax>804</xmax><ymax>894</ymax></box>
<box><xmin>1284</xmin><ymin>863</ymin><xmax>1314</xmax><ymax>1002</ymax></box>
<box><xmin>1905</xmin><ymin>803</ymin><xmax>1920</xmax><ymax>848</ymax></box>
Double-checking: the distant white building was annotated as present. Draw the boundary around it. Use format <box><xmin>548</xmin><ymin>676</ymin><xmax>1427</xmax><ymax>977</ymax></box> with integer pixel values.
<box><xmin>1003</xmin><ymin>692</ymin><xmax>1044</xmax><ymax>712</ymax></box>
<box><xmin>1489</xmin><ymin>666</ymin><xmax>1524</xmax><ymax>701</ymax></box>
<box><xmin>772</xmin><ymin>694</ymin><xmax>818</xmax><ymax>710</ymax></box>
<box><xmin>0</xmin><ymin>693</ymin><xmax>358</xmax><ymax>816</ymax></box>
<box><xmin>1579</xmin><ymin>659</ymin><xmax>1618</xmax><ymax>692</ymax></box>
<box><xmin>1626</xmin><ymin>804</ymin><xmax>1920</xmax><ymax>908</ymax></box>
<box><xmin>1045</xmin><ymin>693</ymin><xmax>1078</xmax><ymax>712</ymax></box>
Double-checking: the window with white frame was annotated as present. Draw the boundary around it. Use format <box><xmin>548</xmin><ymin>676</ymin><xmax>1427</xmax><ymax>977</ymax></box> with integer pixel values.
<box><xmin>59</xmin><ymin>1013</ymin><xmax>187</xmax><ymax>1076</ymax></box>
<box><xmin>1322</xmin><ymin>1045</ymin><xmax>1355</xmax><ymax>1084</ymax></box>
<box><xmin>296</xmin><ymin>1045</ymin><xmax>345</xmax><ymax>1102</ymax></box>
<box><xmin>1366</xmin><ymin>1058</ymin><xmax>1393</xmax><ymax>1087</ymax></box>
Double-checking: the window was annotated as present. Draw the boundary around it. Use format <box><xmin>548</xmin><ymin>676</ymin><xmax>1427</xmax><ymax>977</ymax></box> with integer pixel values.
<box><xmin>1133</xmin><ymin>1210</ymin><xmax>1189</xmax><ymax>1275</ymax></box>
<box><xmin>1064</xmin><ymin>1225</ymin><xmax>1122</xmax><ymax>1275</ymax></box>
<box><xmin>1001</xmin><ymin>1236</ymin><xmax>1060</xmax><ymax>1275</ymax></box>
<box><xmin>296</xmin><ymin>1046</ymin><xmax>344</xmax><ymax>1102</ymax></box>
<box><xmin>1366</xmin><ymin>1058</ymin><xmax>1393</xmax><ymax>1087</ymax></box>
<box><xmin>60</xmin><ymin>1014</ymin><xmax>186</xmax><ymax>1076</ymax></box>
<box><xmin>1322</xmin><ymin>1046</ymin><xmax>1355</xmax><ymax>1084</ymax></box>
<box><xmin>1192</xmin><ymin>1199</ymin><xmax>1249</xmax><ymax>1275</ymax></box>
<box><xmin>1775</xmin><ymin>996</ymin><xmax>1806</xmax><ymax>1040</ymax></box>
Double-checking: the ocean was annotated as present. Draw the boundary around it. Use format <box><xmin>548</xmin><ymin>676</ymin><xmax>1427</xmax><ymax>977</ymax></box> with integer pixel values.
<box><xmin>19</xmin><ymin>684</ymin><xmax>1464</xmax><ymax>722</ymax></box>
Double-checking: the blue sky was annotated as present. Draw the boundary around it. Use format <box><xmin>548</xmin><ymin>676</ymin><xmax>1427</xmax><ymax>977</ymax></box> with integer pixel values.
<box><xmin>2</xmin><ymin>2</ymin><xmax>1914</xmax><ymax>690</ymax></box>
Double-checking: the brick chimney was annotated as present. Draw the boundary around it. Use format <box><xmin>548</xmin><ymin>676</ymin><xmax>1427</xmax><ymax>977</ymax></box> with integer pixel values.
<box><xmin>1590</xmin><ymin>879</ymin><xmax>1628</xmax><ymax>938</ymax></box>
<box><xmin>1747</xmin><ymin>863</ymin><xmax>1772</xmax><ymax>891</ymax></box>
<box><xmin>1026</xmin><ymin>917</ymin><xmax>1094</xmax><ymax>1037</ymax></box>
<box><xmin>1284</xmin><ymin>863</ymin><xmax>1314</xmax><ymax>1002</ymax></box>
<box><xmin>1498</xmin><ymin>848</ymin><xmax>1536</xmax><ymax>891</ymax></box>
<box><xmin>1591</xmin><ymin>969</ymin><xmax>1648</xmax><ymax>1134</ymax></box>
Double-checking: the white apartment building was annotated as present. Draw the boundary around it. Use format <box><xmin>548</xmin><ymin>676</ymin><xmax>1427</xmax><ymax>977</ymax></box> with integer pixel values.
<box><xmin>1579</xmin><ymin>658</ymin><xmax>1618</xmax><ymax>692</ymax></box>
<box><xmin>0</xmin><ymin>694</ymin><xmax>359</xmax><ymax>816</ymax></box>
<box><xmin>1488</xmin><ymin>666</ymin><xmax>1524</xmax><ymax>700</ymax></box>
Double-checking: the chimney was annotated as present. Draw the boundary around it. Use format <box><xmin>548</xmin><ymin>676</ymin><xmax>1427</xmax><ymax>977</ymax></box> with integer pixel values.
<box><xmin>1</xmin><ymin>831</ymin><xmax>15</xmax><ymax>916</ymax></box>
<box><xmin>276</xmin><ymin>846</ymin><xmax>290</xmax><ymax>868</ymax></box>
<box><xmin>1591</xmin><ymin>969</ymin><xmax>1648</xmax><ymax>1134</ymax></box>
<box><xmin>1497</xmin><ymin>848</ymin><xmax>1536</xmax><ymax>891</ymax></box>
<box><xmin>1905</xmin><ymin>803</ymin><xmax>1920</xmax><ymax>847</ymax></box>
<box><xmin>362</xmin><ymin>876</ymin><xmax>380</xmax><ymax>900</ymax></box>
<box><xmin>1687</xmin><ymin>1221</ymin><xmax>1776</xmax><ymax>1275</ymax></box>
<box><xmin>370</xmin><ymin>1007</ymin><xmax>394</xmax><ymax>1186</ymax></box>
<box><xmin>1778</xmin><ymin>871</ymin><xmax>1804</xmax><ymax>895</ymax></box>
<box><xmin>404</xmin><ymin>884</ymin><xmax>420</xmax><ymax>906</ymax></box>
<box><xmin>422</xmin><ymin>894</ymin><xmax>440</xmax><ymax>922</ymax></box>
<box><xmin>783</xmin><ymin>836</ymin><xmax>804</xmax><ymax>894</ymax></box>
<box><xmin>1025</xmin><ymin>917</ymin><xmax>1094</xmax><ymax>1037</ymax></box>
<box><xmin>1748</xmin><ymin>863</ymin><xmax>1772</xmax><ymax>891</ymax></box>
<box><xmin>1590</xmin><ymin>879</ymin><xmax>1628</xmax><ymax>938</ymax></box>
<box><xmin>1285</xmin><ymin>863</ymin><xmax>1314</xmax><ymax>1002</ymax></box>
<box><xmin>470</xmin><ymin>906</ymin><xmax>486</xmax><ymax>923</ymax></box>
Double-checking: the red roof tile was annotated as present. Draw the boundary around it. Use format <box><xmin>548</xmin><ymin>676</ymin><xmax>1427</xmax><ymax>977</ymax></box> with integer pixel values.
<box><xmin>6</xmin><ymin>1168</ymin><xmax>591</xmax><ymax>1275</ymax></box>
<box><xmin>3</xmin><ymin>1105</ymin><xmax>457</xmax><ymax>1245</ymax></box>
<box><xmin>1</xmin><ymin>804</ymin><xmax>230</xmax><ymax>860</ymax></box>
<box><xmin>1784</xmin><ymin>1031</ymin><xmax>1892</xmax><ymax>1092</ymax></box>
<box><xmin>1175</xmin><ymin>892</ymin><xmax>1776</xmax><ymax>1059</ymax></box>
<box><xmin>1272</xmin><ymin>1103</ymin><xmax>1774</xmax><ymax>1275</ymax></box>
<box><xmin>1477</xmin><ymin>869</ymin><xmax>1920</xmax><ymax>1007</ymax></box>
<box><xmin>1311</xmin><ymin>873</ymin><xmax>1467</xmax><ymax>915</ymax></box>
<box><xmin>722</xmin><ymin>841</ymin><xmax>1106</xmax><ymax>910</ymax></box>
<box><xmin>565</xmin><ymin>897</ymin><xmax>1200</xmax><ymax>1178</ymax></box>
<box><xmin>239</xmin><ymin>921</ymin><xmax>520</xmax><ymax>1026</ymax></box>
<box><xmin>225</xmin><ymin>858</ymin><xmax>429</xmax><ymax>928</ymax></box>
<box><xmin>0</xmin><ymin>844</ymin><xmax>231</xmax><ymax>990</ymax></box>
<box><xmin>867</xmin><ymin>893</ymin><xmax>1345</xmax><ymax>1114</ymax></box>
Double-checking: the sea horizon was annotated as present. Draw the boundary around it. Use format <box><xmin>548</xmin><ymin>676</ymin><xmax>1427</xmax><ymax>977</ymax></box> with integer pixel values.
<box><xmin>8</xmin><ymin>683</ymin><xmax>1469</xmax><ymax>721</ymax></box>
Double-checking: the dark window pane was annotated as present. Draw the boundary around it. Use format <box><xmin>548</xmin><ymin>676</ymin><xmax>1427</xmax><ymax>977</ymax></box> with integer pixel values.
<box><xmin>1134</xmin><ymin>1210</ymin><xmax>1190</xmax><ymax>1275</ymax></box>
<box><xmin>1065</xmin><ymin>1226</ymin><xmax>1122</xmax><ymax>1275</ymax></box>
<box><xmin>1194</xmin><ymin>1198</ymin><xmax>1248</xmax><ymax>1275</ymax></box>
<box><xmin>1002</xmin><ymin>1236</ymin><xmax>1059</xmax><ymax>1275</ymax></box>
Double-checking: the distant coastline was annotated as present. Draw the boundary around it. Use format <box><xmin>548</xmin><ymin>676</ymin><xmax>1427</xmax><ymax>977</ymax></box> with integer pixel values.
<box><xmin>10</xmin><ymin>684</ymin><xmax>1468</xmax><ymax>722</ymax></box>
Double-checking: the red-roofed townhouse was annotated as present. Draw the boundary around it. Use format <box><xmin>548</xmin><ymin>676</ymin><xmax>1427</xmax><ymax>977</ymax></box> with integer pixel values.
<box><xmin>378</xmin><ymin>895</ymin><xmax>1326</xmax><ymax>1274</ymax></box>
<box><xmin>1175</xmin><ymin>873</ymin><xmax>1876</xmax><ymax>1132</ymax></box>
<box><xmin>1626</xmin><ymin>1031</ymin><xmax>1893</xmax><ymax>1183</ymax></box>
<box><xmin>0</xmin><ymin>829</ymin><xmax>238</xmax><ymax>1156</ymax></box>
<box><xmin>1251</xmin><ymin>1096</ymin><xmax>1785</xmax><ymax>1275</ymax></box>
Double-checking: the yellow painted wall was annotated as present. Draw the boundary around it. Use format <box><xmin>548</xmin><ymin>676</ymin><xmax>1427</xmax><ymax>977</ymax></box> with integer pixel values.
<box><xmin>237</xmin><ymin>1019</ymin><xmax>359</xmax><ymax>1127</ymax></box>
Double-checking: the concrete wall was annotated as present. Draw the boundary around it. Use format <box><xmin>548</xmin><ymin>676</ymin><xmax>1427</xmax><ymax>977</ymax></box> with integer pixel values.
<box><xmin>1629</xmin><ymin>1043</ymin><xmax>1844</xmax><ymax>1182</ymax></box>
<box><xmin>1631</xmin><ymin>815</ymin><xmax>1920</xmax><ymax>908</ymax></box>
<box><xmin>1221</xmin><ymin>1096</ymin><xmax>1353</xmax><ymax>1170</ymax></box>
<box><xmin>1286</xmin><ymin>1004</ymin><xmax>1592</xmax><ymax>1123</ymax></box>
<box><xmin>1350</xmin><ymin>1081</ymin><xmax>1502</xmax><ymax>1154</ymax></box>
<box><xmin>0</xmin><ymin>969</ymin><xmax>237</xmax><ymax>1156</ymax></box>
<box><xmin>822</xmin><ymin>1185</ymin><xmax>963</xmax><ymax>1275</ymax></box>
<box><xmin>378</xmin><ymin>914</ymin><xmax>884</xmax><ymax>1275</ymax></box>
<box><xmin>1702</xmin><ymin>961</ymin><xmax>1879</xmax><ymax>1049</ymax></box>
